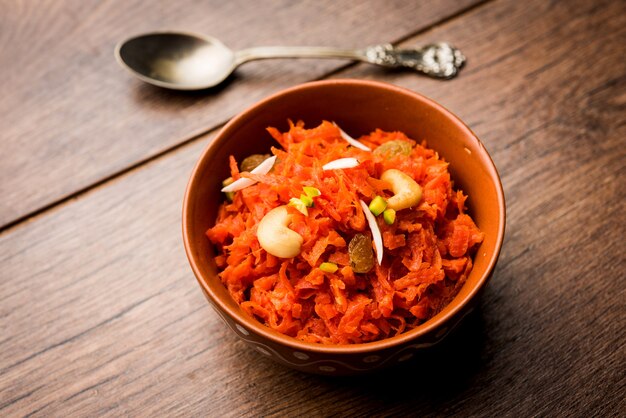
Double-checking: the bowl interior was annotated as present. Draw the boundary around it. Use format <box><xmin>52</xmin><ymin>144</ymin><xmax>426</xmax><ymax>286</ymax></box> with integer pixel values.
<box><xmin>184</xmin><ymin>80</ymin><xmax>505</xmax><ymax>351</ymax></box>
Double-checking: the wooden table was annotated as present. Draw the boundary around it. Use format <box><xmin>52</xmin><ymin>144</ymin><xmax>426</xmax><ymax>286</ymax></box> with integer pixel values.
<box><xmin>1</xmin><ymin>0</ymin><xmax>624</xmax><ymax>416</ymax></box>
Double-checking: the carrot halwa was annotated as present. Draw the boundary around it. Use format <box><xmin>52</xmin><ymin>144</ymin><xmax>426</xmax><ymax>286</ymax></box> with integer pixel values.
<box><xmin>206</xmin><ymin>121</ymin><xmax>483</xmax><ymax>344</ymax></box>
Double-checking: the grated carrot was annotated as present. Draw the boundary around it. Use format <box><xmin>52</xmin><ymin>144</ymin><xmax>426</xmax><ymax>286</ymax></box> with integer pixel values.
<box><xmin>206</xmin><ymin>121</ymin><xmax>483</xmax><ymax>344</ymax></box>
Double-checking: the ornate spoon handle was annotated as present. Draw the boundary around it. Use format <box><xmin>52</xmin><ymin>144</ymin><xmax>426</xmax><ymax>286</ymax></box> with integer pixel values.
<box><xmin>363</xmin><ymin>43</ymin><xmax>466</xmax><ymax>79</ymax></box>
<box><xmin>235</xmin><ymin>42</ymin><xmax>465</xmax><ymax>79</ymax></box>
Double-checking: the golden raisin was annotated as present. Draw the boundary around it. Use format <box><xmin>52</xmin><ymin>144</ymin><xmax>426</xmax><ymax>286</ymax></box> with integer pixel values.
<box><xmin>349</xmin><ymin>234</ymin><xmax>374</xmax><ymax>273</ymax></box>
<box><xmin>240</xmin><ymin>154</ymin><xmax>271</xmax><ymax>172</ymax></box>
<box><xmin>373</xmin><ymin>140</ymin><xmax>412</xmax><ymax>158</ymax></box>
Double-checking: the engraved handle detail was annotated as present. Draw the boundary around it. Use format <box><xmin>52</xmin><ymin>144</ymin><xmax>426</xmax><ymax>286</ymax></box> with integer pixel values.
<box><xmin>364</xmin><ymin>43</ymin><xmax>466</xmax><ymax>79</ymax></box>
<box><xmin>235</xmin><ymin>42</ymin><xmax>465</xmax><ymax>79</ymax></box>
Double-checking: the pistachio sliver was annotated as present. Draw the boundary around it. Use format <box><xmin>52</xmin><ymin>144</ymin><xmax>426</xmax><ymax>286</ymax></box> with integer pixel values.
<box><xmin>319</xmin><ymin>262</ymin><xmax>338</xmax><ymax>273</ymax></box>
<box><xmin>383</xmin><ymin>208</ymin><xmax>396</xmax><ymax>225</ymax></box>
<box><xmin>303</xmin><ymin>186</ymin><xmax>321</xmax><ymax>197</ymax></box>
<box><xmin>300</xmin><ymin>194</ymin><xmax>314</xmax><ymax>207</ymax></box>
<box><xmin>369</xmin><ymin>196</ymin><xmax>387</xmax><ymax>216</ymax></box>
<box><xmin>288</xmin><ymin>197</ymin><xmax>308</xmax><ymax>216</ymax></box>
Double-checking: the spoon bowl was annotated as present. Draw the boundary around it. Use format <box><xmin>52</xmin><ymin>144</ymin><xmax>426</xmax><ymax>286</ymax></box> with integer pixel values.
<box><xmin>115</xmin><ymin>32</ymin><xmax>236</xmax><ymax>90</ymax></box>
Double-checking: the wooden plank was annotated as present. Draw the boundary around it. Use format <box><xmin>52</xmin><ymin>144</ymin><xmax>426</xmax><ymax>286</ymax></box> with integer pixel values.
<box><xmin>1</xmin><ymin>0</ymin><xmax>625</xmax><ymax>415</ymax></box>
<box><xmin>329</xmin><ymin>0</ymin><xmax>626</xmax><ymax>415</ymax></box>
<box><xmin>0</xmin><ymin>0</ymin><xmax>481</xmax><ymax>228</ymax></box>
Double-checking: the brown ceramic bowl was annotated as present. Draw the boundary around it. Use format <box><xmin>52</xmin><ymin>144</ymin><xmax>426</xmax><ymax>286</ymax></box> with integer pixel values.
<box><xmin>183</xmin><ymin>79</ymin><xmax>505</xmax><ymax>375</ymax></box>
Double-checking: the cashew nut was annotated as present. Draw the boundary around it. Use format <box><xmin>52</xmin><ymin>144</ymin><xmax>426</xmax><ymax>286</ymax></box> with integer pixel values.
<box><xmin>257</xmin><ymin>205</ymin><xmax>303</xmax><ymax>258</ymax></box>
<box><xmin>380</xmin><ymin>169</ymin><xmax>423</xmax><ymax>211</ymax></box>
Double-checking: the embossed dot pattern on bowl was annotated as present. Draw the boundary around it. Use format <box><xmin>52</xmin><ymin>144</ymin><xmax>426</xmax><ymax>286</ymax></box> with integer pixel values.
<box><xmin>256</xmin><ymin>347</ymin><xmax>271</xmax><ymax>356</ymax></box>
<box><xmin>235</xmin><ymin>324</ymin><xmax>250</xmax><ymax>336</ymax></box>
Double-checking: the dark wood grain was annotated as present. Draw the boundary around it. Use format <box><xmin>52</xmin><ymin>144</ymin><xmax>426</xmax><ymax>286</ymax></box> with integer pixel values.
<box><xmin>333</xmin><ymin>0</ymin><xmax>626</xmax><ymax>414</ymax></box>
<box><xmin>1</xmin><ymin>0</ymin><xmax>625</xmax><ymax>416</ymax></box>
<box><xmin>0</xmin><ymin>0</ymin><xmax>481</xmax><ymax>229</ymax></box>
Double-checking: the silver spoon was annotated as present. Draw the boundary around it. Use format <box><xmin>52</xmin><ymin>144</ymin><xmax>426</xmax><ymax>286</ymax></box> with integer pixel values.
<box><xmin>115</xmin><ymin>31</ymin><xmax>465</xmax><ymax>90</ymax></box>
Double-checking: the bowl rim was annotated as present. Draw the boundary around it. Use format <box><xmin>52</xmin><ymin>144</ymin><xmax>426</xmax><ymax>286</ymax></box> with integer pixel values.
<box><xmin>183</xmin><ymin>79</ymin><xmax>505</xmax><ymax>354</ymax></box>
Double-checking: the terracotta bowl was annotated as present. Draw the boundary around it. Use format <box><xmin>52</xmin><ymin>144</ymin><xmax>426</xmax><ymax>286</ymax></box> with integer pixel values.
<box><xmin>183</xmin><ymin>79</ymin><xmax>505</xmax><ymax>375</ymax></box>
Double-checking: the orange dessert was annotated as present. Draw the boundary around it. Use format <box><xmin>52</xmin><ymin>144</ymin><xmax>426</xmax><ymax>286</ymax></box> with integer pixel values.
<box><xmin>207</xmin><ymin>121</ymin><xmax>483</xmax><ymax>344</ymax></box>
